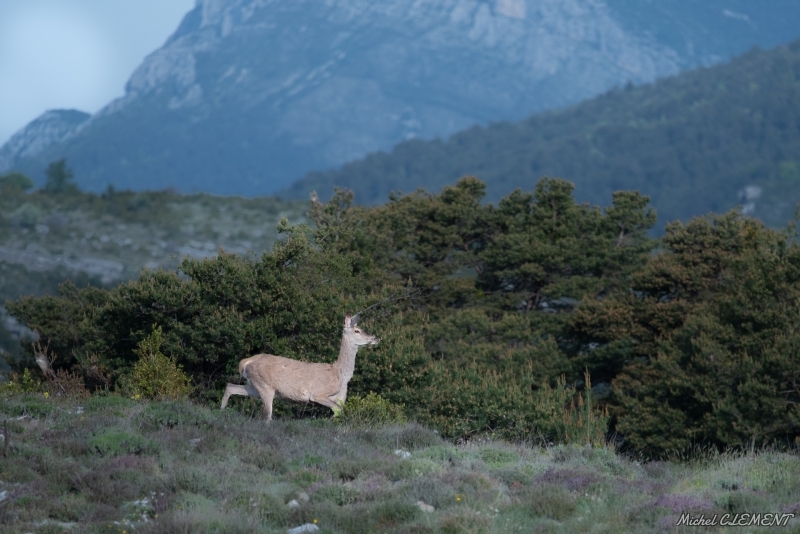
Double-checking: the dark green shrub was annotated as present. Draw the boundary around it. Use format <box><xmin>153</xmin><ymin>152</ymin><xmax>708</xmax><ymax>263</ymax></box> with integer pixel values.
<box><xmin>575</xmin><ymin>212</ymin><xmax>800</xmax><ymax>454</ymax></box>
<box><xmin>0</xmin><ymin>171</ymin><xmax>34</xmax><ymax>191</ymax></box>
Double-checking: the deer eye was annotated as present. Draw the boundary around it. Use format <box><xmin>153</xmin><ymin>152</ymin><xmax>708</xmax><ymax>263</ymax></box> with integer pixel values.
<box><xmin>355</xmin><ymin>329</ymin><xmax>361</xmax><ymax>333</ymax></box>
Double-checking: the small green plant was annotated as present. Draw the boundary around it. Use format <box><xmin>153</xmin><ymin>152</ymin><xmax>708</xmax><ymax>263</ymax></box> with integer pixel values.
<box><xmin>121</xmin><ymin>325</ymin><xmax>190</xmax><ymax>400</ymax></box>
<box><xmin>0</xmin><ymin>171</ymin><xmax>34</xmax><ymax>191</ymax></box>
<box><xmin>0</xmin><ymin>368</ymin><xmax>40</xmax><ymax>396</ymax></box>
<box><xmin>534</xmin><ymin>368</ymin><xmax>609</xmax><ymax>447</ymax></box>
<box><xmin>334</xmin><ymin>391</ymin><xmax>406</xmax><ymax>427</ymax></box>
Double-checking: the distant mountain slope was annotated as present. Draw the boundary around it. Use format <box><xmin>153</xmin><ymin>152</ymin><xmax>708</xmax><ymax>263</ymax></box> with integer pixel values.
<box><xmin>0</xmin><ymin>110</ymin><xmax>90</xmax><ymax>171</ymax></box>
<box><xmin>3</xmin><ymin>0</ymin><xmax>800</xmax><ymax>195</ymax></box>
<box><xmin>284</xmin><ymin>40</ymin><xmax>800</xmax><ymax>230</ymax></box>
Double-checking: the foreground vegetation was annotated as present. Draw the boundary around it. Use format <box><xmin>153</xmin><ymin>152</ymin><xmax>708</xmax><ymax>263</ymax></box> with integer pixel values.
<box><xmin>1</xmin><ymin>393</ymin><xmax>799</xmax><ymax>534</ymax></box>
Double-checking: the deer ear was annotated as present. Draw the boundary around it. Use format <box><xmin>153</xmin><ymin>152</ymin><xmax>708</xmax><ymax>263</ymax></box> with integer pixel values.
<box><xmin>350</xmin><ymin>314</ymin><xmax>359</xmax><ymax>327</ymax></box>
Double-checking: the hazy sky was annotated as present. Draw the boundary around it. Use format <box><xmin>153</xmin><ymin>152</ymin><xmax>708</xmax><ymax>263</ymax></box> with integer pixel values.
<box><xmin>0</xmin><ymin>0</ymin><xmax>195</xmax><ymax>145</ymax></box>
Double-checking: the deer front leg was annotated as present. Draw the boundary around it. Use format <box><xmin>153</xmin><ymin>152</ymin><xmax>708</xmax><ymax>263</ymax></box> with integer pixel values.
<box><xmin>316</xmin><ymin>396</ymin><xmax>345</xmax><ymax>416</ymax></box>
<box><xmin>220</xmin><ymin>383</ymin><xmax>260</xmax><ymax>410</ymax></box>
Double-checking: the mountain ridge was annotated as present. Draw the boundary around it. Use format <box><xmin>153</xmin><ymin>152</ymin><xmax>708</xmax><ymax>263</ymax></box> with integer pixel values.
<box><xmin>3</xmin><ymin>0</ymin><xmax>800</xmax><ymax>195</ymax></box>
<box><xmin>284</xmin><ymin>40</ymin><xmax>800</xmax><ymax>230</ymax></box>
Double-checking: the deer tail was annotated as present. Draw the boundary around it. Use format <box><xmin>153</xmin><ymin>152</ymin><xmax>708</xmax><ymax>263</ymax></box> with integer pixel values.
<box><xmin>238</xmin><ymin>356</ymin><xmax>258</xmax><ymax>379</ymax></box>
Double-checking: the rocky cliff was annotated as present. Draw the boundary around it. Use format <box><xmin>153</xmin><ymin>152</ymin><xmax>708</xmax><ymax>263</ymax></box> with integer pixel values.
<box><xmin>3</xmin><ymin>0</ymin><xmax>799</xmax><ymax>195</ymax></box>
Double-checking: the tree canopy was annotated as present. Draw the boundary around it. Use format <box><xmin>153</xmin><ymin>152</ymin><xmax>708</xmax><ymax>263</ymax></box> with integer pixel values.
<box><xmin>6</xmin><ymin>177</ymin><xmax>800</xmax><ymax>455</ymax></box>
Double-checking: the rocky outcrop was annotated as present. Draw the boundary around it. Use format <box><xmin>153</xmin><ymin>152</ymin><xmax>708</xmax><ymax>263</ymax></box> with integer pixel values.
<box><xmin>0</xmin><ymin>110</ymin><xmax>90</xmax><ymax>172</ymax></box>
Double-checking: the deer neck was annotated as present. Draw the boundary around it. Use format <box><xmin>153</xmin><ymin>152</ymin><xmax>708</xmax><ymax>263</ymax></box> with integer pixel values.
<box><xmin>333</xmin><ymin>330</ymin><xmax>359</xmax><ymax>384</ymax></box>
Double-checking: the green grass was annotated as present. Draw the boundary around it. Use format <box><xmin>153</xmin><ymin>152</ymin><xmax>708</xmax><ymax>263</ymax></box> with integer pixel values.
<box><xmin>1</xmin><ymin>393</ymin><xmax>799</xmax><ymax>533</ymax></box>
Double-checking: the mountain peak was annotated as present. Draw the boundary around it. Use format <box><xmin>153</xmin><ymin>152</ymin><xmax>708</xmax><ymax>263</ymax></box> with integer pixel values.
<box><xmin>3</xmin><ymin>0</ymin><xmax>799</xmax><ymax>194</ymax></box>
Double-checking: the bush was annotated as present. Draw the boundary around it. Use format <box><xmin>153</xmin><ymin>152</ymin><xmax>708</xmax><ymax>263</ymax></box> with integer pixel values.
<box><xmin>0</xmin><ymin>171</ymin><xmax>34</xmax><ymax>191</ymax></box>
<box><xmin>41</xmin><ymin>368</ymin><xmax>90</xmax><ymax>400</ymax></box>
<box><xmin>0</xmin><ymin>368</ymin><xmax>40</xmax><ymax>396</ymax></box>
<box><xmin>121</xmin><ymin>325</ymin><xmax>190</xmax><ymax>401</ymax></box>
<box><xmin>335</xmin><ymin>392</ymin><xmax>406</xmax><ymax>427</ymax></box>
<box><xmin>534</xmin><ymin>369</ymin><xmax>609</xmax><ymax>447</ymax></box>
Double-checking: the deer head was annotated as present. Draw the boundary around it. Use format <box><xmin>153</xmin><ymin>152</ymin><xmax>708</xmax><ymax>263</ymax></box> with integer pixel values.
<box><xmin>344</xmin><ymin>314</ymin><xmax>380</xmax><ymax>346</ymax></box>
<box><xmin>32</xmin><ymin>340</ymin><xmax>55</xmax><ymax>378</ymax></box>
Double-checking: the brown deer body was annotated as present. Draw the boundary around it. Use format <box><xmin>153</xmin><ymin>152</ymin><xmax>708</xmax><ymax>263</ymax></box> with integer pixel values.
<box><xmin>220</xmin><ymin>315</ymin><xmax>379</xmax><ymax>420</ymax></box>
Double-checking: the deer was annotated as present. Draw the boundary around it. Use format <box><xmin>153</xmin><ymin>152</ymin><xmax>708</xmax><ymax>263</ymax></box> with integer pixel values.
<box><xmin>220</xmin><ymin>314</ymin><xmax>379</xmax><ymax>420</ymax></box>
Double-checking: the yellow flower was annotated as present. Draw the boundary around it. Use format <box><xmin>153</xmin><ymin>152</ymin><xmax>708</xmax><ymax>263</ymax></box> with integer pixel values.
<box><xmin>313</xmin><ymin>519</ymin><xmax>318</xmax><ymax>524</ymax></box>
<box><xmin>43</xmin><ymin>392</ymin><xmax>49</xmax><ymax>398</ymax></box>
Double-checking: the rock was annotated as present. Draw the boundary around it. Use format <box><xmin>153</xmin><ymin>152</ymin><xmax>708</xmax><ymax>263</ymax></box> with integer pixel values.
<box><xmin>394</xmin><ymin>449</ymin><xmax>411</xmax><ymax>459</ymax></box>
<box><xmin>287</xmin><ymin>499</ymin><xmax>300</xmax><ymax>508</ymax></box>
<box><xmin>417</xmin><ymin>500</ymin><xmax>435</xmax><ymax>513</ymax></box>
<box><xmin>287</xmin><ymin>523</ymin><xmax>319</xmax><ymax>534</ymax></box>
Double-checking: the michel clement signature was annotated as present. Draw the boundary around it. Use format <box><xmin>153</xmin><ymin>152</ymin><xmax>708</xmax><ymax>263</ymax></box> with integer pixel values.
<box><xmin>677</xmin><ymin>513</ymin><xmax>795</xmax><ymax>527</ymax></box>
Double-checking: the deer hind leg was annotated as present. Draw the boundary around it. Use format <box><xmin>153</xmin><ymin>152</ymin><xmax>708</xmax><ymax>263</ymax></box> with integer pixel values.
<box><xmin>251</xmin><ymin>384</ymin><xmax>276</xmax><ymax>421</ymax></box>
<box><xmin>220</xmin><ymin>383</ymin><xmax>261</xmax><ymax>410</ymax></box>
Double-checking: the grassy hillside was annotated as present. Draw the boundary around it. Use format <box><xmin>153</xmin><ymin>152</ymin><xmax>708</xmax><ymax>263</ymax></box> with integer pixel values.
<box><xmin>0</xmin><ymin>178</ymin><xmax>306</xmax><ymax>360</ymax></box>
<box><xmin>2</xmin><ymin>393</ymin><xmax>799</xmax><ymax>533</ymax></box>
<box><xmin>284</xmin><ymin>40</ymin><xmax>800</xmax><ymax>231</ymax></box>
